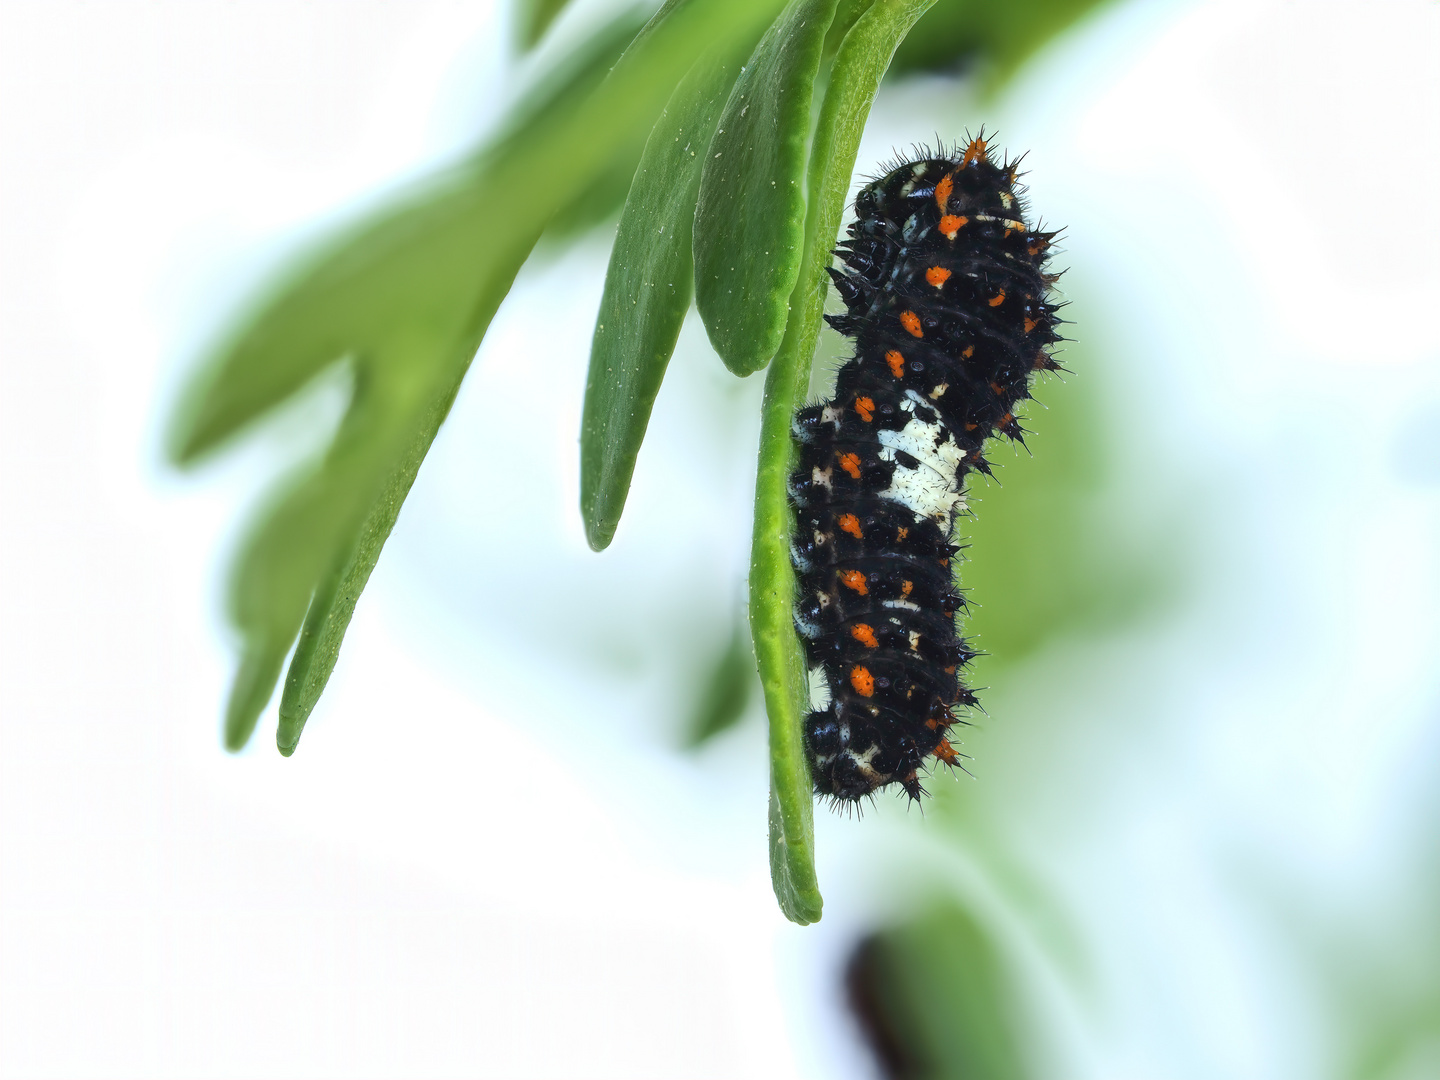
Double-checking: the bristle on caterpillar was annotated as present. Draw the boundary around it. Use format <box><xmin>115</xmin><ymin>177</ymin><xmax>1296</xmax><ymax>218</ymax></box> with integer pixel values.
<box><xmin>789</xmin><ymin>132</ymin><xmax>1065</xmax><ymax>803</ymax></box>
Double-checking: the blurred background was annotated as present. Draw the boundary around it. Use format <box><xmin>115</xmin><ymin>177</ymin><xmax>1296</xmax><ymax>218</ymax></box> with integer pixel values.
<box><xmin>3</xmin><ymin>1</ymin><xmax>1439</xmax><ymax>1077</ymax></box>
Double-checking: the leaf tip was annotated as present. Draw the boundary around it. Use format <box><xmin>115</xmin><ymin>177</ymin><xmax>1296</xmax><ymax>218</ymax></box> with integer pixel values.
<box><xmin>584</xmin><ymin>517</ymin><xmax>617</xmax><ymax>552</ymax></box>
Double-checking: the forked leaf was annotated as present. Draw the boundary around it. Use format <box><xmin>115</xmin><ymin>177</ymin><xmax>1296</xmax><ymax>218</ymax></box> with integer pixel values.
<box><xmin>580</xmin><ymin>50</ymin><xmax>742</xmax><ymax>551</ymax></box>
<box><xmin>174</xmin><ymin>0</ymin><xmax>788</xmax><ymax>753</ymax></box>
<box><xmin>750</xmin><ymin>0</ymin><xmax>936</xmax><ymax>925</ymax></box>
<box><xmin>693</xmin><ymin>0</ymin><xmax>841</xmax><ymax>377</ymax></box>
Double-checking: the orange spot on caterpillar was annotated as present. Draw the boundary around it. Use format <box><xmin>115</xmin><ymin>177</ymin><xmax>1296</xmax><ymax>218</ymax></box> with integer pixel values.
<box><xmin>962</xmin><ymin>345</ymin><xmax>975</xmax><ymax>359</ymax></box>
<box><xmin>896</xmin><ymin>526</ymin><xmax>909</xmax><ymax>540</ymax></box>
<box><xmin>942</xmin><ymin>665</ymin><xmax>957</xmax><ymax>675</ymax></box>
<box><xmin>900</xmin><ymin>580</ymin><xmax>914</xmax><ymax>598</ymax></box>
<box><xmin>925</xmin><ymin>717</ymin><xmax>941</xmax><ymax>731</ymax></box>
<box><xmin>961</xmin><ymin>136</ymin><xmax>987</xmax><ymax>167</ymax></box>
<box><xmin>925</xmin><ymin>266</ymin><xmax>951</xmax><ymax>288</ymax></box>
<box><xmin>885</xmin><ymin>350</ymin><xmax>905</xmax><ymax>378</ymax></box>
<box><xmin>988</xmin><ymin>289</ymin><xmax>1006</xmax><ymax>307</ymax></box>
<box><xmin>934</xmin><ymin>172</ymin><xmax>954</xmax><ymax>211</ymax></box>
<box><xmin>933</xmin><ymin>739</ymin><xmax>960</xmax><ymax>765</ymax></box>
<box><xmin>838</xmin><ymin>513</ymin><xmax>863</xmax><ymax>538</ymax></box>
<box><xmin>938</xmin><ymin>214</ymin><xmax>967</xmax><ymax>239</ymax></box>
<box><xmin>938</xmin><ymin>559</ymin><xmax>949</xmax><ymax>568</ymax></box>
<box><xmin>964</xmin><ymin>422</ymin><xmax>978</xmax><ymax>432</ymax></box>
<box><xmin>854</xmin><ymin>396</ymin><xmax>875</xmax><ymax>422</ymax></box>
<box><xmin>840</xmin><ymin>570</ymin><xmax>868</xmax><ymax>595</ymax></box>
<box><xmin>850</xmin><ymin>624</ymin><xmax>879</xmax><ymax>648</ymax></box>
<box><xmin>990</xmin><ymin>381</ymin><xmax>1005</xmax><ymax>396</ymax></box>
<box><xmin>998</xmin><ymin>413</ymin><xmax>1014</xmax><ymax>428</ymax></box>
<box><xmin>850</xmin><ymin>665</ymin><xmax>875</xmax><ymax>697</ymax></box>
<box><xmin>837</xmin><ymin>452</ymin><xmax>862</xmax><ymax>479</ymax></box>
<box><xmin>899</xmin><ymin>310</ymin><xmax>923</xmax><ymax>338</ymax></box>
<box><xmin>1024</xmin><ymin>317</ymin><xmax>1038</xmax><ymax>334</ymax></box>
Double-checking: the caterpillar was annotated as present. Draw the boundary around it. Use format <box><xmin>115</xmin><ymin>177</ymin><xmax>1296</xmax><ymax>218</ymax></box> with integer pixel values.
<box><xmin>789</xmin><ymin>134</ymin><xmax>1063</xmax><ymax>803</ymax></box>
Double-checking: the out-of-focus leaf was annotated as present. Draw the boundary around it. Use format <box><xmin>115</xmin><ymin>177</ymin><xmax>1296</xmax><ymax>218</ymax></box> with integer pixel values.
<box><xmin>684</xmin><ymin>616</ymin><xmax>756</xmax><ymax>747</ymax></box>
<box><xmin>172</xmin><ymin>0</ymin><xmax>789</xmax><ymax>753</ymax></box>
<box><xmin>962</xmin><ymin>342</ymin><xmax>1170</xmax><ymax>674</ymax></box>
<box><xmin>693</xmin><ymin>0</ymin><xmax>840</xmax><ymax>377</ymax></box>
<box><xmin>516</xmin><ymin>10</ymin><xmax>654</xmax><ymax>239</ymax></box>
<box><xmin>845</xmin><ymin>902</ymin><xmax>1033</xmax><ymax>1080</ymax></box>
<box><xmin>514</xmin><ymin>0</ymin><xmax>574</xmax><ymax>50</ymax></box>
<box><xmin>168</xmin><ymin>14</ymin><xmax>650</xmax><ymax>464</ymax></box>
<box><xmin>276</xmin><ymin>376</ymin><xmax>462</xmax><ymax>754</ymax></box>
<box><xmin>889</xmin><ymin>0</ymin><xmax>1120</xmax><ymax>88</ymax></box>
<box><xmin>580</xmin><ymin>49</ymin><xmax>742</xmax><ymax>551</ymax></box>
<box><xmin>751</xmin><ymin>0</ymin><xmax>936</xmax><ymax>927</ymax></box>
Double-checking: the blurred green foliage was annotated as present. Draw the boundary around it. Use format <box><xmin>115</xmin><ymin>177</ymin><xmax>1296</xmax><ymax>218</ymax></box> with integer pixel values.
<box><xmin>848</xmin><ymin>902</ymin><xmax>1034</xmax><ymax>1080</ymax></box>
<box><xmin>962</xmin><ymin>342</ymin><xmax>1167</xmax><ymax>669</ymax></box>
<box><xmin>890</xmin><ymin>0</ymin><xmax>1120</xmax><ymax>86</ymax></box>
<box><xmin>685</xmin><ymin>618</ymin><xmax>756</xmax><ymax>747</ymax></box>
<box><xmin>514</xmin><ymin>0</ymin><xmax>575</xmax><ymax>50</ymax></box>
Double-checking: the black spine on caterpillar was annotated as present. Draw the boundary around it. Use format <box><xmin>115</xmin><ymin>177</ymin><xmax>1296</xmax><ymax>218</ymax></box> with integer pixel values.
<box><xmin>788</xmin><ymin>133</ymin><xmax>1064</xmax><ymax>804</ymax></box>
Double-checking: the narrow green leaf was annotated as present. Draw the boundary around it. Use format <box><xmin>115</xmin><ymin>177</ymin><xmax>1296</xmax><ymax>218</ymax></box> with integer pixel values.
<box><xmin>177</xmin><ymin>0</ymin><xmax>790</xmax><ymax>752</ymax></box>
<box><xmin>580</xmin><ymin>52</ymin><xmax>741</xmax><ymax>551</ymax></box>
<box><xmin>751</xmin><ymin>0</ymin><xmax>936</xmax><ymax>925</ymax></box>
<box><xmin>223</xmin><ymin>336</ymin><xmax>477</xmax><ymax>752</ymax></box>
<box><xmin>276</xmin><ymin>369</ymin><xmax>468</xmax><ymax>755</ymax></box>
<box><xmin>693</xmin><ymin>0</ymin><xmax>840</xmax><ymax>377</ymax></box>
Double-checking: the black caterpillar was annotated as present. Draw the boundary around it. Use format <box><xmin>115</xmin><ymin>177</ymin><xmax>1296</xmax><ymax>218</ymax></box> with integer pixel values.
<box><xmin>789</xmin><ymin>134</ymin><xmax>1063</xmax><ymax>803</ymax></box>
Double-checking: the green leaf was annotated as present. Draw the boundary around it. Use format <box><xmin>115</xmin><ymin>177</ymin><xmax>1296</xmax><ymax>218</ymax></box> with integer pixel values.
<box><xmin>889</xmin><ymin>0</ymin><xmax>1120</xmax><ymax>89</ymax></box>
<box><xmin>693</xmin><ymin>0</ymin><xmax>840</xmax><ymax>377</ymax></box>
<box><xmin>514</xmin><ymin>0</ymin><xmax>574</xmax><ymax>50</ymax></box>
<box><xmin>174</xmin><ymin>0</ymin><xmax>790</xmax><ymax>753</ymax></box>
<box><xmin>751</xmin><ymin>0</ymin><xmax>937</xmax><ymax>926</ymax></box>
<box><xmin>580</xmin><ymin>50</ymin><xmax>742</xmax><ymax>551</ymax></box>
<box><xmin>276</xmin><ymin>373</ymin><xmax>465</xmax><ymax>755</ymax></box>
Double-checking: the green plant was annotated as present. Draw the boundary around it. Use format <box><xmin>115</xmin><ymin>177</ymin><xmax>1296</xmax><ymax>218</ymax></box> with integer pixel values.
<box><xmin>168</xmin><ymin>0</ymin><xmax>1116</xmax><ymax>924</ymax></box>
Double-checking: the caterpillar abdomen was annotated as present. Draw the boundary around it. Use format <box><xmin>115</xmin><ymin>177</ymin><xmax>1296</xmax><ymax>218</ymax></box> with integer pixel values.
<box><xmin>790</xmin><ymin>135</ymin><xmax>1062</xmax><ymax>803</ymax></box>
